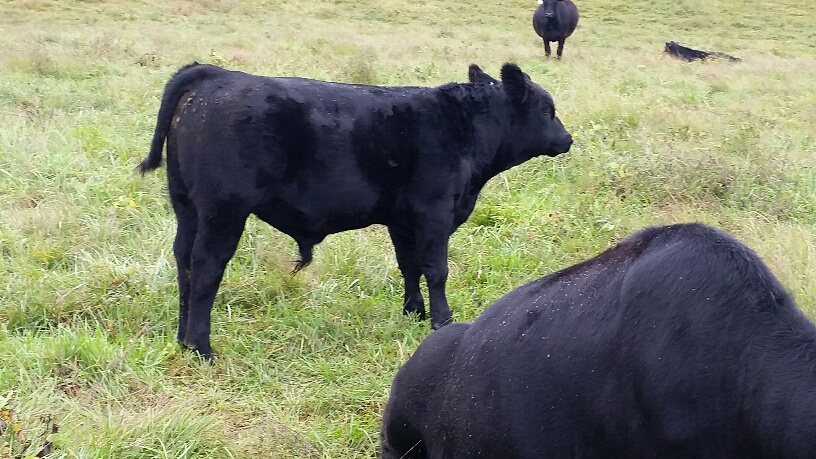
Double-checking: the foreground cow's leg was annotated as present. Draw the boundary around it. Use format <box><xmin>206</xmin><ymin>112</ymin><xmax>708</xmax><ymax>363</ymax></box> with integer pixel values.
<box><xmin>170</xmin><ymin>194</ymin><xmax>198</xmax><ymax>343</ymax></box>
<box><xmin>556</xmin><ymin>39</ymin><xmax>566</xmax><ymax>58</ymax></box>
<box><xmin>182</xmin><ymin>213</ymin><xmax>248</xmax><ymax>359</ymax></box>
<box><xmin>387</xmin><ymin>226</ymin><xmax>426</xmax><ymax>321</ymax></box>
<box><xmin>544</xmin><ymin>40</ymin><xmax>552</xmax><ymax>57</ymax></box>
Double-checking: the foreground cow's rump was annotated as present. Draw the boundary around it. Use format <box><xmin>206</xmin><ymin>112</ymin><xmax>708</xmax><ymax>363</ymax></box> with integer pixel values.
<box><xmin>533</xmin><ymin>0</ymin><xmax>580</xmax><ymax>58</ymax></box>
<box><xmin>381</xmin><ymin>222</ymin><xmax>816</xmax><ymax>458</ymax></box>
<box><xmin>138</xmin><ymin>62</ymin><xmax>573</xmax><ymax>359</ymax></box>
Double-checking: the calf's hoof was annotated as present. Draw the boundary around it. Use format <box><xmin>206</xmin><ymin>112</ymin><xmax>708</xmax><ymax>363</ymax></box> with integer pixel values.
<box><xmin>178</xmin><ymin>339</ymin><xmax>216</xmax><ymax>364</ymax></box>
<box><xmin>402</xmin><ymin>306</ymin><xmax>427</xmax><ymax>322</ymax></box>
<box><xmin>431</xmin><ymin>317</ymin><xmax>453</xmax><ymax>330</ymax></box>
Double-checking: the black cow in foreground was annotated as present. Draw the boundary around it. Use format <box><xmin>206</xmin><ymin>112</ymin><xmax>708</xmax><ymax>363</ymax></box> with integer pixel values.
<box><xmin>533</xmin><ymin>0</ymin><xmax>580</xmax><ymax>58</ymax></box>
<box><xmin>381</xmin><ymin>222</ymin><xmax>816</xmax><ymax>458</ymax></box>
<box><xmin>137</xmin><ymin>62</ymin><xmax>573</xmax><ymax>359</ymax></box>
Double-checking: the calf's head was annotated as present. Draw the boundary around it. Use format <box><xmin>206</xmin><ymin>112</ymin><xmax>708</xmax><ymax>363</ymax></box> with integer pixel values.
<box><xmin>470</xmin><ymin>63</ymin><xmax>572</xmax><ymax>163</ymax></box>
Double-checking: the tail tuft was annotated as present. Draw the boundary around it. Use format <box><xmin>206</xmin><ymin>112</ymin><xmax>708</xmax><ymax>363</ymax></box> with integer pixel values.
<box><xmin>135</xmin><ymin>155</ymin><xmax>163</xmax><ymax>176</ymax></box>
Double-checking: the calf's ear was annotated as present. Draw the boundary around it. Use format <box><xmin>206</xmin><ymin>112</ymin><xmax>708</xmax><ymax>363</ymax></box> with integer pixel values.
<box><xmin>500</xmin><ymin>63</ymin><xmax>529</xmax><ymax>105</ymax></box>
<box><xmin>468</xmin><ymin>64</ymin><xmax>499</xmax><ymax>85</ymax></box>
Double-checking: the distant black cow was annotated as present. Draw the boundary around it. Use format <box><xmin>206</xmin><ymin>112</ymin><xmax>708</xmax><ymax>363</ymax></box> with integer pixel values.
<box><xmin>381</xmin><ymin>222</ymin><xmax>816</xmax><ymax>458</ymax></box>
<box><xmin>664</xmin><ymin>41</ymin><xmax>741</xmax><ymax>62</ymax></box>
<box><xmin>138</xmin><ymin>62</ymin><xmax>573</xmax><ymax>359</ymax></box>
<box><xmin>533</xmin><ymin>0</ymin><xmax>580</xmax><ymax>58</ymax></box>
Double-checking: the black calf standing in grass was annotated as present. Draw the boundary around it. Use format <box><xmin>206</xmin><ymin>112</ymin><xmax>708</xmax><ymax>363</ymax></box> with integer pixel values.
<box><xmin>382</xmin><ymin>222</ymin><xmax>816</xmax><ymax>458</ymax></box>
<box><xmin>533</xmin><ymin>0</ymin><xmax>580</xmax><ymax>58</ymax></box>
<box><xmin>137</xmin><ymin>62</ymin><xmax>573</xmax><ymax>360</ymax></box>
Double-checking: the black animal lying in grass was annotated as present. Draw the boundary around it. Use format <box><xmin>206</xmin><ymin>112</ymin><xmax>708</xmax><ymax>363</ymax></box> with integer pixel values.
<box><xmin>665</xmin><ymin>41</ymin><xmax>741</xmax><ymax>62</ymax></box>
<box><xmin>138</xmin><ymin>62</ymin><xmax>573</xmax><ymax>360</ymax></box>
<box><xmin>382</xmin><ymin>222</ymin><xmax>816</xmax><ymax>458</ymax></box>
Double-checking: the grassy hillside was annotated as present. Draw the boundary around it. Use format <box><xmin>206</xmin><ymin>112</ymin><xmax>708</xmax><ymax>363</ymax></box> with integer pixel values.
<box><xmin>1</xmin><ymin>0</ymin><xmax>814</xmax><ymax>456</ymax></box>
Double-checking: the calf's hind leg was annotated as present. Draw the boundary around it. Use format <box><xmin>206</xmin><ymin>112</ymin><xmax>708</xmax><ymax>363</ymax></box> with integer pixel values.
<box><xmin>170</xmin><ymin>193</ymin><xmax>198</xmax><ymax>345</ymax></box>
<box><xmin>181</xmin><ymin>210</ymin><xmax>249</xmax><ymax>360</ymax></box>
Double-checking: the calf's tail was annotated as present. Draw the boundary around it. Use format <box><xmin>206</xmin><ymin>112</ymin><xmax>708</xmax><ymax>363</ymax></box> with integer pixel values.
<box><xmin>136</xmin><ymin>62</ymin><xmax>222</xmax><ymax>175</ymax></box>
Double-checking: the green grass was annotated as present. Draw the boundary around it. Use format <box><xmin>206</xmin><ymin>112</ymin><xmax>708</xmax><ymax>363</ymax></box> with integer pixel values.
<box><xmin>1</xmin><ymin>0</ymin><xmax>814</xmax><ymax>456</ymax></box>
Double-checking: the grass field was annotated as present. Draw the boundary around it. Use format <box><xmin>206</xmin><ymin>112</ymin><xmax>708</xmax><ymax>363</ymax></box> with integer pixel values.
<box><xmin>1</xmin><ymin>0</ymin><xmax>814</xmax><ymax>456</ymax></box>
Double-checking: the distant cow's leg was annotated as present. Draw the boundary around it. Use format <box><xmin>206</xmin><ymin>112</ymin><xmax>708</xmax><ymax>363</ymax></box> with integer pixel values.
<box><xmin>556</xmin><ymin>39</ymin><xmax>566</xmax><ymax>58</ymax></box>
<box><xmin>544</xmin><ymin>40</ymin><xmax>552</xmax><ymax>57</ymax></box>
<box><xmin>388</xmin><ymin>226</ymin><xmax>426</xmax><ymax>321</ymax></box>
<box><xmin>170</xmin><ymin>194</ymin><xmax>198</xmax><ymax>344</ymax></box>
<box><xmin>182</xmin><ymin>212</ymin><xmax>248</xmax><ymax>360</ymax></box>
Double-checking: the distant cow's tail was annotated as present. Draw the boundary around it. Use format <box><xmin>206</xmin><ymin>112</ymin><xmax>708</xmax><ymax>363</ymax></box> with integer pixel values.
<box><xmin>136</xmin><ymin>62</ymin><xmax>222</xmax><ymax>175</ymax></box>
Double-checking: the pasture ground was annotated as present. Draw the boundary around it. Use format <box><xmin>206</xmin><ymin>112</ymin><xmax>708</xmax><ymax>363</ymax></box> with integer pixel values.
<box><xmin>1</xmin><ymin>0</ymin><xmax>814</xmax><ymax>457</ymax></box>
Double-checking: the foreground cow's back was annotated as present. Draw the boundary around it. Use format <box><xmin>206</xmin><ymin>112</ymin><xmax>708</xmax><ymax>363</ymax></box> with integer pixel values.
<box><xmin>381</xmin><ymin>222</ymin><xmax>816</xmax><ymax>458</ymax></box>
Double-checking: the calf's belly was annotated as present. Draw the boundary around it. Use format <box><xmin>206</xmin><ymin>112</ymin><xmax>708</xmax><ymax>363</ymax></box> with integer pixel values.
<box><xmin>251</xmin><ymin>186</ymin><xmax>390</xmax><ymax>238</ymax></box>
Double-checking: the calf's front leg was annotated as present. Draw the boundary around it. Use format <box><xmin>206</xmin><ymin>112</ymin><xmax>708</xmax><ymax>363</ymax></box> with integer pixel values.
<box><xmin>556</xmin><ymin>39</ymin><xmax>566</xmax><ymax>58</ymax></box>
<box><xmin>388</xmin><ymin>225</ymin><xmax>426</xmax><ymax>321</ymax></box>
<box><xmin>413</xmin><ymin>215</ymin><xmax>454</xmax><ymax>329</ymax></box>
